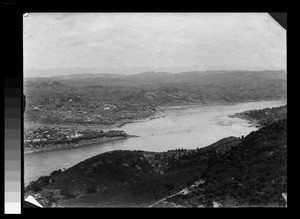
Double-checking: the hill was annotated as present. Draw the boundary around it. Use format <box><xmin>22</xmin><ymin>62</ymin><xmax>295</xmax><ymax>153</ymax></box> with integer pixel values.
<box><xmin>24</xmin><ymin>70</ymin><xmax>286</xmax><ymax>126</ymax></box>
<box><xmin>231</xmin><ymin>104</ymin><xmax>287</xmax><ymax>128</ymax></box>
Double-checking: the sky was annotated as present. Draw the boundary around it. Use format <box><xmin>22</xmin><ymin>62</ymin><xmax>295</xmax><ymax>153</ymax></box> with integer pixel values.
<box><xmin>23</xmin><ymin>13</ymin><xmax>286</xmax><ymax>77</ymax></box>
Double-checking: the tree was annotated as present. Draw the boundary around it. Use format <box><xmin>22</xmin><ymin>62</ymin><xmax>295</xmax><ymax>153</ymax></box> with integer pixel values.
<box><xmin>30</xmin><ymin>181</ymin><xmax>43</xmax><ymax>192</ymax></box>
<box><xmin>60</xmin><ymin>186</ymin><xmax>75</xmax><ymax>199</ymax></box>
<box><xmin>50</xmin><ymin>169</ymin><xmax>62</xmax><ymax>177</ymax></box>
<box><xmin>37</xmin><ymin>176</ymin><xmax>52</xmax><ymax>187</ymax></box>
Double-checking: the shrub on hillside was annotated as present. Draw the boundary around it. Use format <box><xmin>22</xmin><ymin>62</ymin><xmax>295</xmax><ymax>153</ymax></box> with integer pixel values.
<box><xmin>50</xmin><ymin>169</ymin><xmax>62</xmax><ymax>177</ymax></box>
<box><xmin>37</xmin><ymin>176</ymin><xmax>52</xmax><ymax>187</ymax></box>
<box><xmin>30</xmin><ymin>181</ymin><xmax>43</xmax><ymax>192</ymax></box>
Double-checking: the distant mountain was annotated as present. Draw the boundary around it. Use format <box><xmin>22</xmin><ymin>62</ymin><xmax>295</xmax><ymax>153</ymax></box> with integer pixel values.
<box><xmin>24</xmin><ymin>68</ymin><xmax>104</xmax><ymax>78</ymax></box>
<box><xmin>25</xmin><ymin>69</ymin><xmax>286</xmax><ymax>88</ymax></box>
<box><xmin>25</xmin><ymin>68</ymin><xmax>286</xmax><ymax>80</ymax></box>
<box><xmin>128</xmin><ymin>71</ymin><xmax>173</xmax><ymax>79</ymax></box>
<box><xmin>59</xmin><ymin>73</ymin><xmax>127</xmax><ymax>79</ymax></box>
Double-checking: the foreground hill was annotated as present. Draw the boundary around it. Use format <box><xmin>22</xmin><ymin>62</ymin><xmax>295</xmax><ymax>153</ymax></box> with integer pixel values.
<box><xmin>24</xmin><ymin>106</ymin><xmax>287</xmax><ymax>207</ymax></box>
<box><xmin>158</xmin><ymin>119</ymin><xmax>287</xmax><ymax>207</ymax></box>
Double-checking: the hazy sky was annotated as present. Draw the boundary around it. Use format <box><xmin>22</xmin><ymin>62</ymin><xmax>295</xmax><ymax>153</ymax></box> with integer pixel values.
<box><xmin>23</xmin><ymin>13</ymin><xmax>286</xmax><ymax>76</ymax></box>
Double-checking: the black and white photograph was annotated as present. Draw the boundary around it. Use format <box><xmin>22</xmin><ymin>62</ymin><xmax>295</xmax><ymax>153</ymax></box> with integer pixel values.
<box><xmin>23</xmin><ymin>13</ymin><xmax>287</xmax><ymax>208</ymax></box>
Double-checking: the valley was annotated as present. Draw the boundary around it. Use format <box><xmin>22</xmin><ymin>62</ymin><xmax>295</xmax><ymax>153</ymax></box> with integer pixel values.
<box><xmin>23</xmin><ymin>70</ymin><xmax>287</xmax><ymax>208</ymax></box>
<box><xmin>24</xmin><ymin>105</ymin><xmax>287</xmax><ymax>207</ymax></box>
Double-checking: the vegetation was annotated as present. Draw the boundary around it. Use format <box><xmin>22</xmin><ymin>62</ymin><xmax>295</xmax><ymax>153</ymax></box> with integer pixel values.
<box><xmin>231</xmin><ymin>104</ymin><xmax>287</xmax><ymax>128</ymax></box>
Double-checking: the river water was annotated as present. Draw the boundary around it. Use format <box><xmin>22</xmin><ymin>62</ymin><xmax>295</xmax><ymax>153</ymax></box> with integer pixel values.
<box><xmin>24</xmin><ymin>100</ymin><xmax>286</xmax><ymax>185</ymax></box>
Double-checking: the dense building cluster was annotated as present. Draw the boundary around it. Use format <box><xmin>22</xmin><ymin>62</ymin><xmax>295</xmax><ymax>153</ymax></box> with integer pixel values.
<box><xmin>24</xmin><ymin>126</ymin><xmax>127</xmax><ymax>152</ymax></box>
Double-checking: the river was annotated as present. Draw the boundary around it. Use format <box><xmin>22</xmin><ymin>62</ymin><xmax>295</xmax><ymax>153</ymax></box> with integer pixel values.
<box><xmin>24</xmin><ymin>100</ymin><xmax>286</xmax><ymax>185</ymax></box>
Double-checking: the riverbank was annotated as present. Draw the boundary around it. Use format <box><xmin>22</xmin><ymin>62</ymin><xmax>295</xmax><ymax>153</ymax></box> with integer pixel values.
<box><xmin>157</xmin><ymin>98</ymin><xmax>287</xmax><ymax>111</ymax></box>
<box><xmin>24</xmin><ymin>98</ymin><xmax>286</xmax><ymax>131</ymax></box>
<box><xmin>229</xmin><ymin>104</ymin><xmax>287</xmax><ymax>129</ymax></box>
<box><xmin>24</xmin><ymin>134</ymin><xmax>139</xmax><ymax>154</ymax></box>
<box><xmin>107</xmin><ymin>99</ymin><xmax>286</xmax><ymax>129</ymax></box>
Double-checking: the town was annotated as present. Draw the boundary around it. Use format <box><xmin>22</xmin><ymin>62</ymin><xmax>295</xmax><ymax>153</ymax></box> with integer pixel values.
<box><xmin>24</xmin><ymin>125</ymin><xmax>129</xmax><ymax>153</ymax></box>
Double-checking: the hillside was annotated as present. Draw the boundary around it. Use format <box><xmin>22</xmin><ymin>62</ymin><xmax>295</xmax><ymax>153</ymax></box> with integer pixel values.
<box><xmin>24</xmin><ymin>106</ymin><xmax>287</xmax><ymax>207</ymax></box>
<box><xmin>159</xmin><ymin>119</ymin><xmax>287</xmax><ymax>207</ymax></box>
<box><xmin>231</xmin><ymin>104</ymin><xmax>287</xmax><ymax>128</ymax></box>
<box><xmin>24</xmin><ymin>70</ymin><xmax>286</xmax><ymax>127</ymax></box>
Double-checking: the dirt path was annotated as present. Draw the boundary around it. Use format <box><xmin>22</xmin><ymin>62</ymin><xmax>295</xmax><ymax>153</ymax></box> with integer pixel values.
<box><xmin>148</xmin><ymin>179</ymin><xmax>205</xmax><ymax>208</ymax></box>
<box><xmin>148</xmin><ymin>188</ymin><xmax>188</xmax><ymax>208</ymax></box>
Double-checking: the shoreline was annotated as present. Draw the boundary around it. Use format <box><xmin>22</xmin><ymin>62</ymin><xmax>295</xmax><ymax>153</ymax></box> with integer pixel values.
<box><xmin>229</xmin><ymin>114</ymin><xmax>261</xmax><ymax>128</ymax></box>
<box><xmin>114</xmin><ymin>110</ymin><xmax>167</xmax><ymax>128</ymax></box>
<box><xmin>157</xmin><ymin>98</ymin><xmax>287</xmax><ymax>111</ymax></box>
<box><xmin>24</xmin><ymin>98</ymin><xmax>286</xmax><ymax>130</ymax></box>
<box><xmin>24</xmin><ymin>99</ymin><xmax>286</xmax><ymax>154</ymax></box>
<box><xmin>109</xmin><ymin>99</ymin><xmax>286</xmax><ymax>129</ymax></box>
<box><xmin>24</xmin><ymin>135</ymin><xmax>139</xmax><ymax>155</ymax></box>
